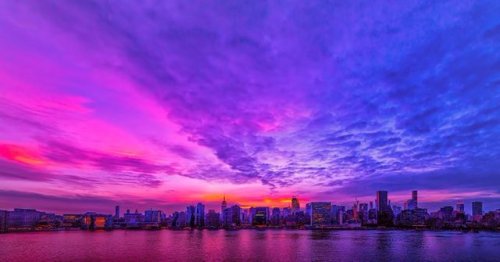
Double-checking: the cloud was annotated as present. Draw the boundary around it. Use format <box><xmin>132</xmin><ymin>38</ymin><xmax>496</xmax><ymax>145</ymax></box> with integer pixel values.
<box><xmin>0</xmin><ymin>0</ymin><xmax>499</xmax><ymax>211</ymax></box>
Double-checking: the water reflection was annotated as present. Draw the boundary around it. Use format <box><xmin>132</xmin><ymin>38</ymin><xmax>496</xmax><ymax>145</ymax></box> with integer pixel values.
<box><xmin>0</xmin><ymin>230</ymin><xmax>498</xmax><ymax>261</ymax></box>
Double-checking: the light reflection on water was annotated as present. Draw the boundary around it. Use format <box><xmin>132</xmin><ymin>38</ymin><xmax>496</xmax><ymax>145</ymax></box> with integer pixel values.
<box><xmin>0</xmin><ymin>230</ymin><xmax>499</xmax><ymax>261</ymax></box>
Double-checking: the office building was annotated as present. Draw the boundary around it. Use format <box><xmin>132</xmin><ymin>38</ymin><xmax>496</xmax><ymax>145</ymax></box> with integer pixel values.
<box><xmin>252</xmin><ymin>207</ymin><xmax>269</xmax><ymax>226</ymax></box>
<box><xmin>472</xmin><ymin>201</ymin><xmax>483</xmax><ymax>221</ymax></box>
<box><xmin>124</xmin><ymin>210</ymin><xmax>144</xmax><ymax>228</ymax></box>
<box><xmin>376</xmin><ymin>191</ymin><xmax>388</xmax><ymax>211</ymax></box>
<box><xmin>115</xmin><ymin>206</ymin><xmax>120</xmax><ymax>219</ymax></box>
<box><xmin>206</xmin><ymin>210</ymin><xmax>220</xmax><ymax>228</ymax></box>
<box><xmin>271</xmin><ymin>207</ymin><xmax>281</xmax><ymax>226</ymax></box>
<box><xmin>7</xmin><ymin>209</ymin><xmax>43</xmax><ymax>229</ymax></box>
<box><xmin>310</xmin><ymin>202</ymin><xmax>332</xmax><ymax>227</ymax></box>
<box><xmin>221</xmin><ymin>195</ymin><xmax>227</xmax><ymax>222</ymax></box>
<box><xmin>456</xmin><ymin>202</ymin><xmax>465</xmax><ymax>213</ymax></box>
<box><xmin>291</xmin><ymin>196</ymin><xmax>300</xmax><ymax>214</ymax></box>
<box><xmin>195</xmin><ymin>203</ymin><xmax>205</xmax><ymax>227</ymax></box>
<box><xmin>0</xmin><ymin>210</ymin><xmax>8</xmax><ymax>233</ymax></box>
<box><xmin>145</xmin><ymin>210</ymin><xmax>162</xmax><ymax>223</ymax></box>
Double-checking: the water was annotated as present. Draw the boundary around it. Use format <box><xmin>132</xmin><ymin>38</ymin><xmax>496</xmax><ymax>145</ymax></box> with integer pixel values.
<box><xmin>1</xmin><ymin>230</ymin><xmax>499</xmax><ymax>261</ymax></box>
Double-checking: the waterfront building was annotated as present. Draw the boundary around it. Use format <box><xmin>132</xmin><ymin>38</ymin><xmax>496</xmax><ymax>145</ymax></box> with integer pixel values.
<box><xmin>7</xmin><ymin>208</ymin><xmax>43</xmax><ymax>230</ymax></box>
<box><xmin>115</xmin><ymin>206</ymin><xmax>120</xmax><ymax>219</ymax></box>
<box><xmin>310</xmin><ymin>202</ymin><xmax>332</xmax><ymax>227</ymax></box>
<box><xmin>195</xmin><ymin>203</ymin><xmax>205</xmax><ymax>228</ymax></box>
<box><xmin>221</xmin><ymin>195</ymin><xmax>227</xmax><ymax>222</ymax></box>
<box><xmin>305</xmin><ymin>203</ymin><xmax>312</xmax><ymax>217</ymax></box>
<box><xmin>0</xmin><ymin>210</ymin><xmax>7</xmax><ymax>233</ymax></box>
<box><xmin>63</xmin><ymin>214</ymin><xmax>83</xmax><ymax>228</ymax></box>
<box><xmin>206</xmin><ymin>210</ymin><xmax>220</xmax><ymax>229</ymax></box>
<box><xmin>186</xmin><ymin>205</ymin><xmax>196</xmax><ymax>228</ymax></box>
<box><xmin>145</xmin><ymin>210</ymin><xmax>162</xmax><ymax>223</ymax></box>
<box><xmin>392</xmin><ymin>205</ymin><xmax>402</xmax><ymax>219</ymax></box>
<box><xmin>396</xmin><ymin>208</ymin><xmax>428</xmax><ymax>227</ymax></box>
<box><xmin>173</xmin><ymin>211</ymin><xmax>187</xmax><ymax>228</ymax></box>
<box><xmin>81</xmin><ymin>212</ymin><xmax>111</xmax><ymax>230</ymax></box>
<box><xmin>367</xmin><ymin>208</ymin><xmax>377</xmax><ymax>225</ymax></box>
<box><xmin>223</xmin><ymin>205</ymin><xmax>241</xmax><ymax>228</ymax></box>
<box><xmin>472</xmin><ymin>202</ymin><xmax>483</xmax><ymax>222</ymax></box>
<box><xmin>124</xmin><ymin>210</ymin><xmax>144</xmax><ymax>228</ymax></box>
<box><xmin>376</xmin><ymin>191</ymin><xmax>388</xmax><ymax>211</ymax></box>
<box><xmin>252</xmin><ymin>207</ymin><xmax>269</xmax><ymax>226</ymax></box>
<box><xmin>271</xmin><ymin>207</ymin><xmax>281</xmax><ymax>226</ymax></box>
<box><xmin>291</xmin><ymin>196</ymin><xmax>300</xmax><ymax>214</ymax></box>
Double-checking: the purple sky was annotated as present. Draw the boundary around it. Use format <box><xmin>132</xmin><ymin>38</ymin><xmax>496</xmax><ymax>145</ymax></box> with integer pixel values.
<box><xmin>0</xmin><ymin>1</ymin><xmax>499</xmax><ymax>214</ymax></box>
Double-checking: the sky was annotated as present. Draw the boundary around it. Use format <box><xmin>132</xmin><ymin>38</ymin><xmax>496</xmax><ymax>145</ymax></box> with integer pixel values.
<box><xmin>0</xmin><ymin>0</ymin><xmax>499</xmax><ymax>215</ymax></box>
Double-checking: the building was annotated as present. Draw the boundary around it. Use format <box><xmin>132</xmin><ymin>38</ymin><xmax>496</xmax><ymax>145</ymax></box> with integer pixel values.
<box><xmin>271</xmin><ymin>208</ymin><xmax>281</xmax><ymax>226</ymax></box>
<box><xmin>195</xmin><ymin>203</ymin><xmax>205</xmax><ymax>228</ymax></box>
<box><xmin>396</xmin><ymin>208</ymin><xmax>428</xmax><ymax>227</ymax></box>
<box><xmin>405</xmin><ymin>191</ymin><xmax>418</xmax><ymax>210</ymax></box>
<box><xmin>124</xmin><ymin>210</ymin><xmax>144</xmax><ymax>228</ymax></box>
<box><xmin>63</xmin><ymin>214</ymin><xmax>83</xmax><ymax>228</ymax></box>
<box><xmin>145</xmin><ymin>210</ymin><xmax>162</xmax><ymax>223</ymax></box>
<box><xmin>206</xmin><ymin>210</ymin><xmax>220</xmax><ymax>229</ymax></box>
<box><xmin>0</xmin><ymin>210</ymin><xmax>8</xmax><ymax>233</ymax></box>
<box><xmin>221</xmin><ymin>195</ymin><xmax>227</xmax><ymax>222</ymax></box>
<box><xmin>412</xmin><ymin>190</ymin><xmax>418</xmax><ymax>209</ymax></box>
<box><xmin>186</xmin><ymin>206</ymin><xmax>196</xmax><ymax>228</ymax></box>
<box><xmin>310</xmin><ymin>202</ymin><xmax>332</xmax><ymax>227</ymax></box>
<box><xmin>7</xmin><ymin>209</ymin><xmax>43</xmax><ymax>230</ymax></box>
<box><xmin>376</xmin><ymin>191</ymin><xmax>388</xmax><ymax>211</ymax></box>
<box><xmin>438</xmin><ymin>206</ymin><xmax>454</xmax><ymax>221</ymax></box>
<box><xmin>81</xmin><ymin>212</ymin><xmax>111</xmax><ymax>230</ymax></box>
<box><xmin>115</xmin><ymin>206</ymin><xmax>120</xmax><ymax>219</ymax></box>
<box><xmin>223</xmin><ymin>205</ymin><xmax>241</xmax><ymax>228</ymax></box>
<box><xmin>472</xmin><ymin>201</ymin><xmax>483</xmax><ymax>221</ymax></box>
<box><xmin>252</xmin><ymin>207</ymin><xmax>269</xmax><ymax>226</ymax></box>
<box><xmin>291</xmin><ymin>196</ymin><xmax>300</xmax><ymax>214</ymax></box>
<box><xmin>456</xmin><ymin>202</ymin><xmax>465</xmax><ymax>213</ymax></box>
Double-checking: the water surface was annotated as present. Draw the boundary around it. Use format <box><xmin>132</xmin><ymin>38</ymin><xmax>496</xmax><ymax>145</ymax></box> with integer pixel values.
<box><xmin>1</xmin><ymin>230</ymin><xmax>499</xmax><ymax>261</ymax></box>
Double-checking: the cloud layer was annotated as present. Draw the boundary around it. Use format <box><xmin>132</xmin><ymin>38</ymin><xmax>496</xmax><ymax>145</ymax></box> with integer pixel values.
<box><xmin>0</xmin><ymin>0</ymin><xmax>499</xmax><ymax>213</ymax></box>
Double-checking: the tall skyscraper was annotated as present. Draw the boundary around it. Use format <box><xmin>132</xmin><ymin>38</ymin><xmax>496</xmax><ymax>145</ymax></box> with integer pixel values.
<box><xmin>291</xmin><ymin>196</ymin><xmax>300</xmax><ymax>214</ymax></box>
<box><xmin>186</xmin><ymin>205</ymin><xmax>195</xmax><ymax>228</ymax></box>
<box><xmin>456</xmin><ymin>202</ymin><xmax>465</xmax><ymax>213</ymax></box>
<box><xmin>221</xmin><ymin>195</ymin><xmax>227</xmax><ymax>222</ymax></box>
<box><xmin>376</xmin><ymin>191</ymin><xmax>388</xmax><ymax>211</ymax></box>
<box><xmin>115</xmin><ymin>205</ymin><xmax>120</xmax><ymax>219</ymax></box>
<box><xmin>206</xmin><ymin>210</ymin><xmax>220</xmax><ymax>228</ymax></box>
<box><xmin>195</xmin><ymin>203</ymin><xmax>205</xmax><ymax>227</ymax></box>
<box><xmin>412</xmin><ymin>190</ymin><xmax>418</xmax><ymax>208</ymax></box>
<box><xmin>472</xmin><ymin>201</ymin><xmax>483</xmax><ymax>217</ymax></box>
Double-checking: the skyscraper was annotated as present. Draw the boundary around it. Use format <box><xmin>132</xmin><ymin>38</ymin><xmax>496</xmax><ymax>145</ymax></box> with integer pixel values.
<box><xmin>412</xmin><ymin>190</ymin><xmax>418</xmax><ymax>208</ymax></box>
<box><xmin>221</xmin><ymin>195</ymin><xmax>227</xmax><ymax>222</ymax></box>
<box><xmin>115</xmin><ymin>205</ymin><xmax>120</xmax><ymax>219</ymax></box>
<box><xmin>310</xmin><ymin>202</ymin><xmax>332</xmax><ymax>227</ymax></box>
<box><xmin>0</xmin><ymin>210</ymin><xmax>7</xmax><ymax>233</ymax></box>
<box><xmin>472</xmin><ymin>201</ymin><xmax>483</xmax><ymax>220</ymax></box>
<box><xmin>206</xmin><ymin>210</ymin><xmax>220</xmax><ymax>229</ymax></box>
<box><xmin>186</xmin><ymin>205</ymin><xmax>195</xmax><ymax>228</ymax></box>
<box><xmin>195</xmin><ymin>203</ymin><xmax>205</xmax><ymax>227</ymax></box>
<box><xmin>376</xmin><ymin>191</ymin><xmax>388</xmax><ymax>211</ymax></box>
<box><xmin>291</xmin><ymin>196</ymin><xmax>300</xmax><ymax>214</ymax></box>
<box><xmin>456</xmin><ymin>202</ymin><xmax>465</xmax><ymax>213</ymax></box>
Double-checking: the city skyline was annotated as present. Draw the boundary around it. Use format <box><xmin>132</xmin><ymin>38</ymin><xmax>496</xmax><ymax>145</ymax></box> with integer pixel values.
<box><xmin>2</xmin><ymin>190</ymin><xmax>497</xmax><ymax>233</ymax></box>
<box><xmin>1</xmin><ymin>190</ymin><xmax>496</xmax><ymax>216</ymax></box>
<box><xmin>1</xmin><ymin>1</ymin><xmax>500</xmax><ymax>215</ymax></box>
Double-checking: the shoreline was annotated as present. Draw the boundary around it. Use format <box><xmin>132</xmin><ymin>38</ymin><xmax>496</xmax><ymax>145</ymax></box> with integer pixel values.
<box><xmin>1</xmin><ymin>226</ymin><xmax>499</xmax><ymax>234</ymax></box>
